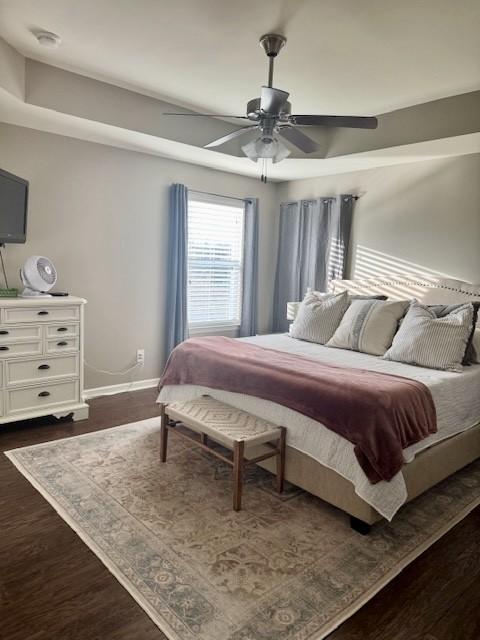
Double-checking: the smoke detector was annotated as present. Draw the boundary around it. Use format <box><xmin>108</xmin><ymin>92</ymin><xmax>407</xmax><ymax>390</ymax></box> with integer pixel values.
<box><xmin>35</xmin><ymin>31</ymin><xmax>61</xmax><ymax>49</ymax></box>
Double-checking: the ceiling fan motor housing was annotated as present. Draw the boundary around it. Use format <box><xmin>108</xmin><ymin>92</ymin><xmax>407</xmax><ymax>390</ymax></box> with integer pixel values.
<box><xmin>246</xmin><ymin>97</ymin><xmax>291</xmax><ymax>120</ymax></box>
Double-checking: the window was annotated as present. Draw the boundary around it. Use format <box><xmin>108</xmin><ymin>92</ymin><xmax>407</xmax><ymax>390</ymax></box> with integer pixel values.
<box><xmin>187</xmin><ymin>193</ymin><xmax>245</xmax><ymax>330</ymax></box>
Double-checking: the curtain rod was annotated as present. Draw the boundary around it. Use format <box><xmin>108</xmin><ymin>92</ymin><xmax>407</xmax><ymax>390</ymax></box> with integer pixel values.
<box><xmin>283</xmin><ymin>194</ymin><xmax>361</xmax><ymax>206</ymax></box>
<box><xmin>190</xmin><ymin>190</ymin><xmax>360</xmax><ymax>202</ymax></box>
<box><xmin>189</xmin><ymin>189</ymin><xmax>246</xmax><ymax>203</ymax></box>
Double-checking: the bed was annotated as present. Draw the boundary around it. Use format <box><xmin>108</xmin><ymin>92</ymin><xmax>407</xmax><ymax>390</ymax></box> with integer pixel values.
<box><xmin>158</xmin><ymin>277</ymin><xmax>480</xmax><ymax>529</ymax></box>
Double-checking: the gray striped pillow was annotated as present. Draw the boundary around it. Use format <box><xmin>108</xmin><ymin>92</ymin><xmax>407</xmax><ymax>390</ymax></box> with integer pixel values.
<box><xmin>290</xmin><ymin>291</ymin><xmax>349</xmax><ymax>344</ymax></box>
<box><xmin>326</xmin><ymin>299</ymin><xmax>409</xmax><ymax>355</ymax></box>
<box><xmin>383</xmin><ymin>302</ymin><xmax>474</xmax><ymax>372</ymax></box>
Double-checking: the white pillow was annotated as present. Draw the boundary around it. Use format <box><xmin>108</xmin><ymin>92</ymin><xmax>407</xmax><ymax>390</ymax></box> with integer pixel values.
<box><xmin>289</xmin><ymin>291</ymin><xmax>349</xmax><ymax>344</ymax></box>
<box><xmin>383</xmin><ymin>302</ymin><xmax>474</xmax><ymax>372</ymax></box>
<box><xmin>326</xmin><ymin>299</ymin><xmax>410</xmax><ymax>356</ymax></box>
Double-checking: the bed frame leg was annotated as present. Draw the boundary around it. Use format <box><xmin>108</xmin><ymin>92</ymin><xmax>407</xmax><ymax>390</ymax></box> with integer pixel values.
<box><xmin>350</xmin><ymin>516</ymin><xmax>372</xmax><ymax>535</ymax></box>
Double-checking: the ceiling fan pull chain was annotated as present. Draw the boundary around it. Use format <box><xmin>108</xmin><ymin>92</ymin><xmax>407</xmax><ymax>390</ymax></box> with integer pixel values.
<box><xmin>261</xmin><ymin>158</ymin><xmax>268</xmax><ymax>183</ymax></box>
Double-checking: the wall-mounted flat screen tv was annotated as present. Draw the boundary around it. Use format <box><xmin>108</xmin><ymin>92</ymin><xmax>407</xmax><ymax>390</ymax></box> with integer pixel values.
<box><xmin>0</xmin><ymin>168</ymin><xmax>29</xmax><ymax>244</ymax></box>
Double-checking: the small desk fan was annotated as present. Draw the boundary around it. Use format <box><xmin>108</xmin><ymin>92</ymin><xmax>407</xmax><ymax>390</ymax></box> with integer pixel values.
<box><xmin>20</xmin><ymin>256</ymin><xmax>57</xmax><ymax>297</ymax></box>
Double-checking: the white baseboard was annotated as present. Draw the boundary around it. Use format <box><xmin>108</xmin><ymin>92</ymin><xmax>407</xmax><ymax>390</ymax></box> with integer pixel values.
<box><xmin>83</xmin><ymin>378</ymin><xmax>160</xmax><ymax>400</ymax></box>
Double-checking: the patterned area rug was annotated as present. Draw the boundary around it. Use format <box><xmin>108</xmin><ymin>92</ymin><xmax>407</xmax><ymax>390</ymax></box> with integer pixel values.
<box><xmin>6</xmin><ymin>419</ymin><xmax>480</xmax><ymax>640</ymax></box>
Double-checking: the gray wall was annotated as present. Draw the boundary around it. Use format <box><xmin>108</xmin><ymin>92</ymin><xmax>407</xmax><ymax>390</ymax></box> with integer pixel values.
<box><xmin>0</xmin><ymin>124</ymin><xmax>277</xmax><ymax>388</ymax></box>
<box><xmin>277</xmin><ymin>154</ymin><xmax>480</xmax><ymax>285</ymax></box>
<box><xmin>2</xmin><ymin>122</ymin><xmax>478</xmax><ymax>391</ymax></box>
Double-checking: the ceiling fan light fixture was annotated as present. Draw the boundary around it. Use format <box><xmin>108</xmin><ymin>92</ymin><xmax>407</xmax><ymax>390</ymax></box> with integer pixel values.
<box><xmin>272</xmin><ymin>140</ymin><xmax>291</xmax><ymax>163</ymax></box>
<box><xmin>255</xmin><ymin>137</ymin><xmax>277</xmax><ymax>159</ymax></box>
<box><xmin>241</xmin><ymin>139</ymin><xmax>260</xmax><ymax>162</ymax></box>
<box><xmin>241</xmin><ymin>136</ymin><xmax>290</xmax><ymax>163</ymax></box>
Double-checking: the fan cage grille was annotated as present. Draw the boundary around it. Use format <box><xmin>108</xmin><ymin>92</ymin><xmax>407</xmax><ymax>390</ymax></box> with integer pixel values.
<box><xmin>36</xmin><ymin>257</ymin><xmax>57</xmax><ymax>286</ymax></box>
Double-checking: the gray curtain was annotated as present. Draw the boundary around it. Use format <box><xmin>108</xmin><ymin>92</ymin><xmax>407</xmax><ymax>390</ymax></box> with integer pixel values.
<box><xmin>272</xmin><ymin>201</ymin><xmax>302</xmax><ymax>332</ymax></box>
<box><xmin>239</xmin><ymin>197</ymin><xmax>259</xmax><ymax>337</ymax></box>
<box><xmin>272</xmin><ymin>194</ymin><xmax>354</xmax><ymax>332</ymax></box>
<box><xmin>165</xmin><ymin>183</ymin><xmax>189</xmax><ymax>354</ymax></box>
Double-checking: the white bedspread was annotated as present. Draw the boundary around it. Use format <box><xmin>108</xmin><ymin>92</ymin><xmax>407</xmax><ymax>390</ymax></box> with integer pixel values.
<box><xmin>158</xmin><ymin>334</ymin><xmax>480</xmax><ymax>520</ymax></box>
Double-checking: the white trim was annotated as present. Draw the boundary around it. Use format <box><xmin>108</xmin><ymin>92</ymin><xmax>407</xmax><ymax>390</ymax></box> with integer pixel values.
<box><xmin>189</xmin><ymin>321</ymin><xmax>240</xmax><ymax>331</ymax></box>
<box><xmin>188</xmin><ymin>324</ymin><xmax>240</xmax><ymax>338</ymax></box>
<box><xmin>188</xmin><ymin>191</ymin><xmax>245</xmax><ymax>208</ymax></box>
<box><xmin>83</xmin><ymin>377</ymin><xmax>159</xmax><ymax>400</ymax></box>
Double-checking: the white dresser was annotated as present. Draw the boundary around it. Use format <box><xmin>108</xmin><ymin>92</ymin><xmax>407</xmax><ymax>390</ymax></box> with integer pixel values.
<box><xmin>0</xmin><ymin>296</ymin><xmax>89</xmax><ymax>425</ymax></box>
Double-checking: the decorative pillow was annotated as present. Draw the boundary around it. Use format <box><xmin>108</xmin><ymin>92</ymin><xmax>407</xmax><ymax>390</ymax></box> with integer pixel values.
<box><xmin>426</xmin><ymin>302</ymin><xmax>480</xmax><ymax>364</ymax></box>
<box><xmin>287</xmin><ymin>294</ymin><xmax>387</xmax><ymax>322</ymax></box>
<box><xmin>326</xmin><ymin>299</ymin><xmax>409</xmax><ymax>356</ymax></box>
<box><xmin>383</xmin><ymin>302</ymin><xmax>474</xmax><ymax>372</ymax></box>
<box><xmin>289</xmin><ymin>291</ymin><xmax>349</xmax><ymax>344</ymax></box>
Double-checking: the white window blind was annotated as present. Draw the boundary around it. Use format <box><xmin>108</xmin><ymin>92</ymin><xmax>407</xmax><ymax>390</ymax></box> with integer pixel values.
<box><xmin>187</xmin><ymin>193</ymin><xmax>245</xmax><ymax>328</ymax></box>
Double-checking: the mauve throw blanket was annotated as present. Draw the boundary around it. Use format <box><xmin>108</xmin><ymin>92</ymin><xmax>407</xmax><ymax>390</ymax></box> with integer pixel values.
<box><xmin>159</xmin><ymin>337</ymin><xmax>437</xmax><ymax>483</ymax></box>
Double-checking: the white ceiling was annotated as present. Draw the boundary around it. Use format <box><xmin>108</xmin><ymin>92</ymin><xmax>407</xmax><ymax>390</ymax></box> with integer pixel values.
<box><xmin>1</xmin><ymin>0</ymin><xmax>479</xmax><ymax>117</ymax></box>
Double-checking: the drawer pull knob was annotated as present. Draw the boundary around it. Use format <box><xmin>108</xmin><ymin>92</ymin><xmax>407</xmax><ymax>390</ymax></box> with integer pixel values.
<box><xmin>0</xmin><ymin>346</ymin><xmax>9</xmax><ymax>351</ymax></box>
<box><xmin>38</xmin><ymin>391</ymin><xmax>51</xmax><ymax>397</ymax></box>
<box><xmin>0</xmin><ymin>330</ymin><xmax>9</xmax><ymax>335</ymax></box>
<box><xmin>38</xmin><ymin>311</ymin><xmax>49</xmax><ymax>316</ymax></box>
<box><xmin>57</xmin><ymin>327</ymin><xmax>68</xmax><ymax>332</ymax></box>
<box><xmin>57</xmin><ymin>341</ymin><xmax>68</xmax><ymax>346</ymax></box>
<box><xmin>38</xmin><ymin>364</ymin><xmax>51</xmax><ymax>370</ymax></box>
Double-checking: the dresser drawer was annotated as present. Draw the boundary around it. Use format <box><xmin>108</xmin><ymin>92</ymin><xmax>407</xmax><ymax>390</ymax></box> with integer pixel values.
<box><xmin>46</xmin><ymin>337</ymin><xmax>79</xmax><ymax>354</ymax></box>
<box><xmin>6</xmin><ymin>355</ymin><xmax>79</xmax><ymax>387</ymax></box>
<box><xmin>0</xmin><ymin>325</ymin><xmax>42</xmax><ymax>342</ymax></box>
<box><xmin>6</xmin><ymin>380</ymin><xmax>80</xmax><ymax>415</ymax></box>
<box><xmin>46</xmin><ymin>323</ymin><xmax>79</xmax><ymax>338</ymax></box>
<box><xmin>0</xmin><ymin>341</ymin><xmax>43</xmax><ymax>359</ymax></box>
<box><xmin>4</xmin><ymin>306</ymin><xmax>79</xmax><ymax>324</ymax></box>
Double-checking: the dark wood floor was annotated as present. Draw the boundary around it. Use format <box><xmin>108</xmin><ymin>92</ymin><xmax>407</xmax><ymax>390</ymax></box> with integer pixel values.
<box><xmin>0</xmin><ymin>389</ymin><xmax>478</xmax><ymax>640</ymax></box>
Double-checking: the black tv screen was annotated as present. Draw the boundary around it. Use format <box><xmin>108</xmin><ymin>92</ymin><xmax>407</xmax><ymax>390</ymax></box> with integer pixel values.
<box><xmin>0</xmin><ymin>168</ymin><xmax>28</xmax><ymax>244</ymax></box>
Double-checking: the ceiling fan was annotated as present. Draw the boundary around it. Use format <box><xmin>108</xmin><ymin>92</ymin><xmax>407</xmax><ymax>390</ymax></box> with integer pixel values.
<box><xmin>164</xmin><ymin>34</ymin><xmax>378</xmax><ymax>181</ymax></box>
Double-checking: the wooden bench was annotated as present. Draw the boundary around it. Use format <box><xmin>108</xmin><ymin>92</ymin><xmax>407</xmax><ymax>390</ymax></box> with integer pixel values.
<box><xmin>160</xmin><ymin>396</ymin><xmax>286</xmax><ymax>511</ymax></box>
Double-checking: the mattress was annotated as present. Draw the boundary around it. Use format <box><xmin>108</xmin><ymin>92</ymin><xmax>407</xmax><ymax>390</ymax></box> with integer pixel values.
<box><xmin>158</xmin><ymin>333</ymin><xmax>480</xmax><ymax>520</ymax></box>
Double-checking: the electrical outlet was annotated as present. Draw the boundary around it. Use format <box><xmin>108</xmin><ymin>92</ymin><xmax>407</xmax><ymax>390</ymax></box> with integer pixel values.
<box><xmin>136</xmin><ymin>349</ymin><xmax>145</xmax><ymax>365</ymax></box>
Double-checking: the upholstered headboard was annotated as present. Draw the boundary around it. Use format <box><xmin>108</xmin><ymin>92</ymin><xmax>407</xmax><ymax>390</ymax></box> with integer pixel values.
<box><xmin>286</xmin><ymin>276</ymin><xmax>480</xmax><ymax>321</ymax></box>
<box><xmin>329</xmin><ymin>276</ymin><xmax>480</xmax><ymax>305</ymax></box>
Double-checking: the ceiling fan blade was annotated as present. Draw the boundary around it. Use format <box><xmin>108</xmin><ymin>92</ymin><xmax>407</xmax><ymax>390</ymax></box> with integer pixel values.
<box><xmin>290</xmin><ymin>115</ymin><xmax>378</xmax><ymax>129</ymax></box>
<box><xmin>260</xmin><ymin>86</ymin><xmax>289</xmax><ymax>114</ymax></box>
<box><xmin>279</xmin><ymin>126</ymin><xmax>319</xmax><ymax>153</ymax></box>
<box><xmin>164</xmin><ymin>113</ymin><xmax>249</xmax><ymax>118</ymax></box>
<box><xmin>204</xmin><ymin>126</ymin><xmax>258</xmax><ymax>148</ymax></box>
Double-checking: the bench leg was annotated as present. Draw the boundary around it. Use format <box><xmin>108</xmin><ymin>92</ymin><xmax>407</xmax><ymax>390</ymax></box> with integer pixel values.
<box><xmin>160</xmin><ymin>404</ymin><xmax>169</xmax><ymax>463</ymax></box>
<box><xmin>276</xmin><ymin>427</ymin><xmax>286</xmax><ymax>494</ymax></box>
<box><xmin>233</xmin><ymin>440</ymin><xmax>244</xmax><ymax>511</ymax></box>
